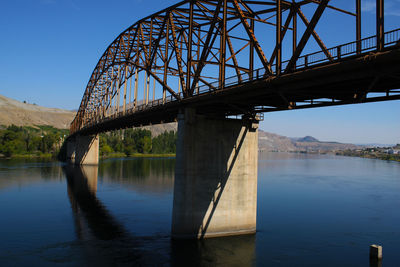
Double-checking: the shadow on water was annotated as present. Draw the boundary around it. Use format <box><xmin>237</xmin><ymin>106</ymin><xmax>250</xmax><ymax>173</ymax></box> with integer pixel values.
<box><xmin>63</xmin><ymin>164</ymin><xmax>170</xmax><ymax>266</ymax></box>
<box><xmin>64</xmin><ymin>165</ymin><xmax>126</xmax><ymax>241</ymax></box>
<box><xmin>98</xmin><ymin>157</ymin><xmax>175</xmax><ymax>194</ymax></box>
<box><xmin>62</xmin><ymin>160</ymin><xmax>257</xmax><ymax>266</ymax></box>
<box><xmin>171</xmin><ymin>235</ymin><xmax>256</xmax><ymax>267</ymax></box>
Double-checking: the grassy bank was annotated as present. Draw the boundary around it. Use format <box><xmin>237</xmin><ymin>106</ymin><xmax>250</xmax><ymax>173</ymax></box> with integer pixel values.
<box><xmin>335</xmin><ymin>149</ymin><xmax>400</xmax><ymax>162</ymax></box>
<box><xmin>337</xmin><ymin>153</ymin><xmax>400</xmax><ymax>162</ymax></box>
<box><xmin>0</xmin><ymin>153</ymin><xmax>54</xmax><ymax>159</ymax></box>
<box><xmin>101</xmin><ymin>152</ymin><xmax>175</xmax><ymax>159</ymax></box>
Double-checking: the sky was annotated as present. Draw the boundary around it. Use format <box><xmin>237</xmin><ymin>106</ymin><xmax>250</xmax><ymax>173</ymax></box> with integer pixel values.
<box><xmin>0</xmin><ymin>0</ymin><xmax>399</xmax><ymax>144</ymax></box>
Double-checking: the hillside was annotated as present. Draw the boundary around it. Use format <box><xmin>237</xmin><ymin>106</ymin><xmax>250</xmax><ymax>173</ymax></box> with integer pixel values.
<box><xmin>141</xmin><ymin>123</ymin><xmax>177</xmax><ymax>137</ymax></box>
<box><xmin>0</xmin><ymin>94</ymin><xmax>179</xmax><ymax>135</ymax></box>
<box><xmin>258</xmin><ymin>130</ymin><xmax>296</xmax><ymax>151</ymax></box>
<box><xmin>0</xmin><ymin>94</ymin><xmax>75</xmax><ymax>129</ymax></box>
<box><xmin>259</xmin><ymin>129</ymin><xmax>359</xmax><ymax>152</ymax></box>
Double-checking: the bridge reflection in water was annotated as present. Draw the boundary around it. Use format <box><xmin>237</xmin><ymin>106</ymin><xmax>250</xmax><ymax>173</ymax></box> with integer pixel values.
<box><xmin>63</xmin><ymin>162</ymin><xmax>256</xmax><ymax>265</ymax></box>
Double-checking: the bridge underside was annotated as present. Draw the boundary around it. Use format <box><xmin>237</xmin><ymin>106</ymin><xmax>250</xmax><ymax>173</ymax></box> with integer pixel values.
<box><xmin>74</xmin><ymin>47</ymin><xmax>400</xmax><ymax>136</ymax></box>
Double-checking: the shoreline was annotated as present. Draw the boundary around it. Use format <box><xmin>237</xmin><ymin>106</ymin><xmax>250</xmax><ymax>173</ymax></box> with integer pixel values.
<box><xmin>100</xmin><ymin>153</ymin><xmax>176</xmax><ymax>159</ymax></box>
<box><xmin>260</xmin><ymin>150</ymin><xmax>400</xmax><ymax>162</ymax></box>
<box><xmin>0</xmin><ymin>153</ymin><xmax>176</xmax><ymax>160</ymax></box>
<box><xmin>2</xmin><ymin>151</ymin><xmax>398</xmax><ymax>162</ymax></box>
<box><xmin>0</xmin><ymin>153</ymin><xmax>54</xmax><ymax>160</ymax></box>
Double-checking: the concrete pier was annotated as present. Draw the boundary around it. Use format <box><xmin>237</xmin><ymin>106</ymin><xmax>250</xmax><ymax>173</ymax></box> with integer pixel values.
<box><xmin>66</xmin><ymin>135</ymin><xmax>99</xmax><ymax>165</ymax></box>
<box><xmin>66</xmin><ymin>138</ymin><xmax>76</xmax><ymax>164</ymax></box>
<box><xmin>171</xmin><ymin>109</ymin><xmax>259</xmax><ymax>239</ymax></box>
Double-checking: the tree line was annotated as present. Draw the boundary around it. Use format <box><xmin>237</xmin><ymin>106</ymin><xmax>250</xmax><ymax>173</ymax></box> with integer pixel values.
<box><xmin>99</xmin><ymin>128</ymin><xmax>177</xmax><ymax>157</ymax></box>
<box><xmin>0</xmin><ymin>125</ymin><xmax>177</xmax><ymax>158</ymax></box>
<box><xmin>0</xmin><ymin>125</ymin><xmax>68</xmax><ymax>157</ymax></box>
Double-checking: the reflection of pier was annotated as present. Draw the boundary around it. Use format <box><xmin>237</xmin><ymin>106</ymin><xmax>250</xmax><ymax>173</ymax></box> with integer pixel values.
<box><xmin>63</xmin><ymin>163</ymin><xmax>256</xmax><ymax>265</ymax></box>
<box><xmin>171</xmin><ymin>235</ymin><xmax>256</xmax><ymax>266</ymax></box>
<box><xmin>64</xmin><ymin>165</ymin><xmax>148</xmax><ymax>265</ymax></box>
<box><xmin>65</xmin><ymin>165</ymin><xmax>126</xmax><ymax>240</ymax></box>
<box><xmin>99</xmin><ymin>158</ymin><xmax>175</xmax><ymax>194</ymax></box>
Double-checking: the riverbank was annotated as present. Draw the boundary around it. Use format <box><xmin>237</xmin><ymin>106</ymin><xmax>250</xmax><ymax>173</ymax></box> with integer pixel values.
<box><xmin>261</xmin><ymin>150</ymin><xmax>400</xmax><ymax>163</ymax></box>
<box><xmin>0</xmin><ymin>153</ymin><xmax>54</xmax><ymax>159</ymax></box>
<box><xmin>335</xmin><ymin>150</ymin><xmax>400</xmax><ymax>162</ymax></box>
<box><xmin>101</xmin><ymin>152</ymin><xmax>176</xmax><ymax>159</ymax></box>
<box><xmin>0</xmin><ymin>152</ymin><xmax>176</xmax><ymax>160</ymax></box>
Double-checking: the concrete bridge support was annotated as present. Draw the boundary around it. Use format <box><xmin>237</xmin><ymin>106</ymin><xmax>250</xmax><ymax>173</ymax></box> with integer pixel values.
<box><xmin>171</xmin><ymin>109</ymin><xmax>259</xmax><ymax>239</ymax></box>
<box><xmin>66</xmin><ymin>135</ymin><xmax>99</xmax><ymax>165</ymax></box>
<box><xmin>66</xmin><ymin>138</ymin><xmax>76</xmax><ymax>164</ymax></box>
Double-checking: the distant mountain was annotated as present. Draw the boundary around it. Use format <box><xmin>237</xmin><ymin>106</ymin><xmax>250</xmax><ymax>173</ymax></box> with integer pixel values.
<box><xmin>0</xmin><ymin>94</ymin><xmax>75</xmax><ymax>129</ymax></box>
<box><xmin>259</xmin><ymin>129</ymin><xmax>359</xmax><ymax>152</ymax></box>
<box><xmin>296</xmin><ymin>136</ymin><xmax>319</xmax><ymax>142</ymax></box>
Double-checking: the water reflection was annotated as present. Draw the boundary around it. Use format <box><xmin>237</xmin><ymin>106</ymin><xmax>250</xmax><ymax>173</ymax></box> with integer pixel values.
<box><xmin>0</xmin><ymin>160</ymin><xmax>64</xmax><ymax>190</ymax></box>
<box><xmin>63</xmin><ymin>161</ymin><xmax>256</xmax><ymax>266</ymax></box>
<box><xmin>370</xmin><ymin>259</ymin><xmax>382</xmax><ymax>267</ymax></box>
<box><xmin>99</xmin><ymin>157</ymin><xmax>175</xmax><ymax>194</ymax></box>
<box><xmin>2</xmin><ymin>154</ymin><xmax>399</xmax><ymax>265</ymax></box>
<box><xmin>171</xmin><ymin>235</ymin><xmax>256</xmax><ymax>266</ymax></box>
<box><xmin>63</xmin><ymin>165</ymin><xmax>147</xmax><ymax>265</ymax></box>
<box><xmin>65</xmin><ymin>165</ymin><xmax>126</xmax><ymax>240</ymax></box>
<box><xmin>2</xmin><ymin>154</ymin><xmax>400</xmax><ymax>266</ymax></box>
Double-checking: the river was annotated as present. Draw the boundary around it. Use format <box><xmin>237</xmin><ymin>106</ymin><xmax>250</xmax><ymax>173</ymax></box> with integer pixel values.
<box><xmin>0</xmin><ymin>153</ymin><xmax>399</xmax><ymax>266</ymax></box>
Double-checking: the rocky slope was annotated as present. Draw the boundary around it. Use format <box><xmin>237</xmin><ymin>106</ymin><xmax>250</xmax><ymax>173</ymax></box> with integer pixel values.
<box><xmin>141</xmin><ymin>123</ymin><xmax>177</xmax><ymax>137</ymax></box>
<box><xmin>0</xmin><ymin>94</ymin><xmax>75</xmax><ymax>129</ymax></box>
<box><xmin>258</xmin><ymin>130</ymin><xmax>296</xmax><ymax>152</ymax></box>
<box><xmin>259</xmin><ymin>129</ymin><xmax>359</xmax><ymax>152</ymax></box>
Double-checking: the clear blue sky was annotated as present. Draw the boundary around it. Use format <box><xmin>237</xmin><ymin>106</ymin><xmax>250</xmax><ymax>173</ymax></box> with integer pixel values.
<box><xmin>0</xmin><ymin>0</ymin><xmax>399</xmax><ymax>144</ymax></box>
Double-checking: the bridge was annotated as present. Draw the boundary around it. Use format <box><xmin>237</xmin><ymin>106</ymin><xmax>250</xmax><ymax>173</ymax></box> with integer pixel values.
<box><xmin>66</xmin><ymin>0</ymin><xmax>400</xmax><ymax>239</ymax></box>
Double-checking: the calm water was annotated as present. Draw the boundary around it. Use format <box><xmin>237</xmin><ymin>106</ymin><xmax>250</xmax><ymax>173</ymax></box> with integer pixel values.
<box><xmin>0</xmin><ymin>153</ymin><xmax>399</xmax><ymax>266</ymax></box>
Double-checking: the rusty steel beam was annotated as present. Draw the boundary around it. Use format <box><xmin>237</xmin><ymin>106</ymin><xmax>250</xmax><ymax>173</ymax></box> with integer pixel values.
<box><xmin>285</xmin><ymin>0</ymin><xmax>330</xmax><ymax>73</ymax></box>
<box><xmin>219</xmin><ymin>0</ymin><xmax>228</xmax><ymax>88</ymax></box>
<box><xmin>190</xmin><ymin>1</ymin><xmax>223</xmax><ymax>94</ymax></box>
<box><xmin>232</xmin><ymin>0</ymin><xmax>273</xmax><ymax>75</ymax></box>
<box><xmin>296</xmin><ymin>8</ymin><xmax>333</xmax><ymax>61</ymax></box>
<box><xmin>276</xmin><ymin>0</ymin><xmax>282</xmax><ymax>75</ymax></box>
<box><xmin>356</xmin><ymin>0</ymin><xmax>361</xmax><ymax>54</ymax></box>
<box><xmin>169</xmin><ymin>12</ymin><xmax>187</xmax><ymax>95</ymax></box>
<box><xmin>186</xmin><ymin>1</ymin><xmax>194</xmax><ymax>93</ymax></box>
<box><xmin>377</xmin><ymin>0</ymin><xmax>384</xmax><ymax>51</ymax></box>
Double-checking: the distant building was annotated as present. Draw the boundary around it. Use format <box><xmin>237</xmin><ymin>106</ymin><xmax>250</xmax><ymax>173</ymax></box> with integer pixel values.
<box><xmin>388</xmin><ymin>149</ymin><xmax>400</xmax><ymax>155</ymax></box>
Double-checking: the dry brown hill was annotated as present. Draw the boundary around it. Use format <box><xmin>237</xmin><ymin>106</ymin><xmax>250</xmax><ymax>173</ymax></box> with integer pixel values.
<box><xmin>0</xmin><ymin>94</ymin><xmax>75</xmax><ymax>129</ymax></box>
<box><xmin>141</xmin><ymin>123</ymin><xmax>177</xmax><ymax>137</ymax></box>
<box><xmin>258</xmin><ymin>130</ymin><xmax>296</xmax><ymax>152</ymax></box>
<box><xmin>258</xmin><ymin>129</ymin><xmax>359</xmax><ymax>152</ymax></box>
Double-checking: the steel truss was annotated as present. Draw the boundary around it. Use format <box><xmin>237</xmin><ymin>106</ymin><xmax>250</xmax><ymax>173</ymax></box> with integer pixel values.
<box><xmin>71</xmin><ymin>0</ymin><xmax>399</xmax><ymax>135</ymax></box>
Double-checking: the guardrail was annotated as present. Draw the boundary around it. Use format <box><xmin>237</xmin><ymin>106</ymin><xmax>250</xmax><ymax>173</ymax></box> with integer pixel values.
<box><xmin>195</xmin><ymin>28</ymin><xmax>400</xmax><ymax>94</ymax></box>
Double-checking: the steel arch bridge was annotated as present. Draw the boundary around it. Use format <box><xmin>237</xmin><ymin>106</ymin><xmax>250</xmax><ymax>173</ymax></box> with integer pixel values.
<box><xmin>70</xmin><ymin>0</ymin><xmax>400</xmax><ymax>136</ymax></box>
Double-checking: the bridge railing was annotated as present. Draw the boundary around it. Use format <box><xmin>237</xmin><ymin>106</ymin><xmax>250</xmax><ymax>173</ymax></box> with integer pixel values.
<box><xmin>194</xmin><ymin>28</ymin><xmax>400</xmax><ymax>95</ymax></box>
